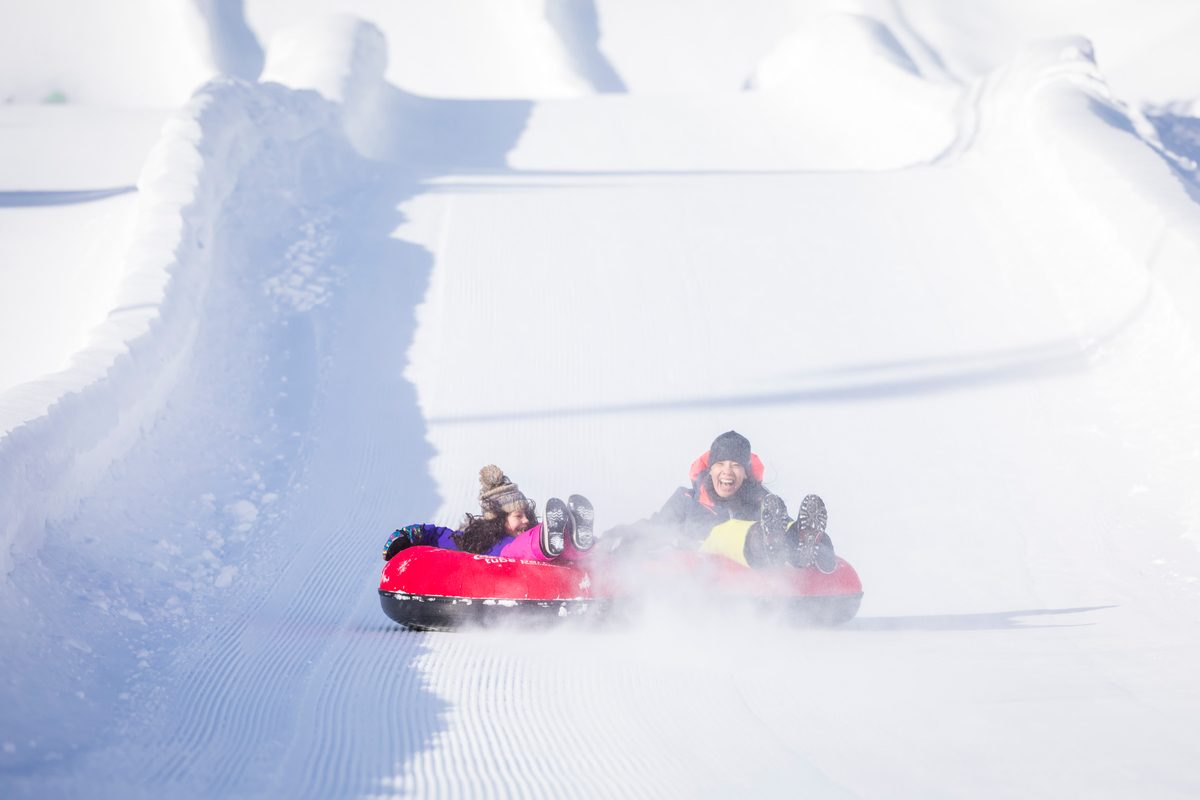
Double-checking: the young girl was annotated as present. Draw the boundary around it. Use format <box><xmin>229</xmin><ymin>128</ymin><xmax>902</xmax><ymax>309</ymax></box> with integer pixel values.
<box><xmin>382</xmin><ymin>465</ymin><xmax>594</xmax><ymax>563</ymax></box>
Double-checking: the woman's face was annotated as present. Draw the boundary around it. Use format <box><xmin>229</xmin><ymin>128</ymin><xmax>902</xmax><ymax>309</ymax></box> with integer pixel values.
<box><xmin>709</xmin><ymin>460</ymin><xmax>747</xmax><ymax>498</ymax></box>
<box><xmin>504</xmin><ymin>506</ymin><xmax>532</xmax><ymax>535</ymax></box>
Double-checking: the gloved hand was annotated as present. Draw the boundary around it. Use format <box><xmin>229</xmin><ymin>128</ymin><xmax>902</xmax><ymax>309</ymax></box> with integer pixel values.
<box><xmin>382</xmin><ymin>524</ymin><xmax>425</xmax><ymax>561</ymax></box>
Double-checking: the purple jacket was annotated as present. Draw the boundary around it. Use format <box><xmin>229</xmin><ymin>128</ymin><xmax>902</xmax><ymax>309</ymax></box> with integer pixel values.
<box><xmin>382</xmin><ymin>522</ymin><xmax>552</xmax><ymax>562</ymax></box>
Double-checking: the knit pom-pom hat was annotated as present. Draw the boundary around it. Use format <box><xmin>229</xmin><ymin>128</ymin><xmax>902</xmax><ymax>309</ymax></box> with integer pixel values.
<box><xmin>478</xmin><ymin>464</ymin><xmax>531</xmax><ymax>519</ymax></box>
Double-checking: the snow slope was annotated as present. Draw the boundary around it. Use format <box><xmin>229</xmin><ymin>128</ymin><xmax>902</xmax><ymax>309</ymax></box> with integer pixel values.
<box><xmin>4</xmin><ymin>1</ymin><xmax>1200</xmax><ymax>798</ymax></box>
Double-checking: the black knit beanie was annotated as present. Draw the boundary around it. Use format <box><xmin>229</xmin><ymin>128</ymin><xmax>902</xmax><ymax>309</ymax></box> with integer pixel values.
<box><xmin>709</xmin><ymin>430</ymin><xmax>752</xmax><ymax>467</ymax></box>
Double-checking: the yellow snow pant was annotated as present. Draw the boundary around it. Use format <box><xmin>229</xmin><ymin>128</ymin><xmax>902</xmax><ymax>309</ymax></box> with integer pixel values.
<box><xmin>698</xmin><ymin>519</ymin><xmax>754</xmax><ymax>568</ymax></box>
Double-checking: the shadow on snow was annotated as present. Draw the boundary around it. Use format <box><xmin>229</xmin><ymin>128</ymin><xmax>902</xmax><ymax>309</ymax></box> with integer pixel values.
<box><xmin>847</xmin><ymin>605</ymin><xmax>1115</xmax><ymax>632</ymax></box>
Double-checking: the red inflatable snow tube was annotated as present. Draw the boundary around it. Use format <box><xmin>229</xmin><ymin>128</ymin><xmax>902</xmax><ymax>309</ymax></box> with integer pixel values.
<box><xmin>379</xmin><ymin>546</ymin><xmax>863</xmax><ymax>631</ymax></box>
<box><xmin>378</xmin><ymin>547</ymin><xmax>601</xmax><ymax>631</ymax></box>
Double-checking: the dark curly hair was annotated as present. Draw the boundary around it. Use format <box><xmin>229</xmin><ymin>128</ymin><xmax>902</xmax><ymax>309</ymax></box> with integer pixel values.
<box><xmin>453</xmin><ymin>505</ymin><xmax>540</xmax><ymax>554</ymax></box>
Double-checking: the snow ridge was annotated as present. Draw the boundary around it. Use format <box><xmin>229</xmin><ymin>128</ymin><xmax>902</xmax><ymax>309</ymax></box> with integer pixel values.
<box><xmin>0</xmin><ymin>79</ymin><xmax>344</xmax><ymax>576</ymax></box>
<box><xmin>937</xmin><ymin>36</ymin><xmax>1200</xmax><ymax>277</ymax></box>
<box><xmin>260</xmin><ymin>15</ymin><xmax>390</xmax><ymax>160</ymax></box>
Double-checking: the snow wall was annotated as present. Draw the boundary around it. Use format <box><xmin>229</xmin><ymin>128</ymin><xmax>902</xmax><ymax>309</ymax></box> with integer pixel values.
<box><xmin>0</xmin><ymin>18</ymin><xmax>387</xmax><ymax>577</ymax></box>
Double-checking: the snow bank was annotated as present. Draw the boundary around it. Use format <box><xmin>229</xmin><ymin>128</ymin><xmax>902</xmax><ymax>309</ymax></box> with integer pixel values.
<box><xmin>0</xmin><ymin>10</ymin><xmax>400</xmax><ymax>577</ymax></box>
<box><xmin>748</xmin><ymin>11</ymin><xmax>923</xmax><ymax>88</ymax></box>
<box><xmin>506</xmin><ymin>13</ymin><xmax>962</xmax><ymax>173</ymax></box>
<box><xmin>888</xmin><ymin>0</ymin><xmax>1200</xmax><ymax>107</ymax></box>
<box><xmin>592</xmin><ymin>0</ymin><xmax>812</xmax><ymax>94</ymax></box>
<box><xmin>941</xmin><ymin>36</ymin><xmax>1200</xmax><ymax>271</ymax></box>
<box><xmin>248</xmin><ymin>0</ymin><xmax>595</xmax><ymax>99</ymax></box>
<box><xmin>744</xmin><ymin>12</ymin><xmax>958</xmax><ymax>167</ymax></box>
<box><xmin>260</xmin><ymin>15</ymin><xmax>390</xmax><ymax>159</ymax></box>
<box><xmin>940</xmin><ymin>37</ymin><xmax>1200</xmax><ymax>548</ymax></box>
<box><xmin>261</xmin><ymin>14</ymin><xmax>385</xmax><ymax>108</ymax></box>
<box><xmin>0</xmin><ymin>80</ymin><xmax>347</xmax><ymax>576</ymax></box>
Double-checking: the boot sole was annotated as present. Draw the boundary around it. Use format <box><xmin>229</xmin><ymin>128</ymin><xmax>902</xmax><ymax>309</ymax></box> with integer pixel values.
<box><xmin>568</xmin><ymin>494</ymin><xmax>595</xmax><ymax>551</ymax></box>
<box><xmin>542</xmin><ymin>498</ymin><xmax>570</xmax><ymax>558</ymax></box>
<box><xmin>796</xmin><ymin>494</ymin><xmax>827</xmax><ymax>535</ymax></box>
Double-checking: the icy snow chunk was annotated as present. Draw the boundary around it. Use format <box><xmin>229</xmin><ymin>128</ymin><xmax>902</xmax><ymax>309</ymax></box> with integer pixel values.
<box><xmin>214</xmin><ymin>565</ymin><xmax>238</xmax><ymax>588</ymax></box>
<box><xmin>227</xmin><ymin>499</ymin><xmax>258</xmax><ymax>532</ymax></box>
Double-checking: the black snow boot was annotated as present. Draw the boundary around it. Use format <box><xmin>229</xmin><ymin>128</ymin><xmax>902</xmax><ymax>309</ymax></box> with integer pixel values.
<box><xmin>786</xmin><ymin>494</ymin><xmax>835</xmax><ymax>571</ymax></box>
<box><xmin>541</xmin><ymin>497</ymin><xmax>571</xmax><ymax>558</ymax></box>
<box><xmin>811</xmin><ymin>532</ymin><xmax>838</xmax><ymax>574</ymax></box>
<box><xmin>567</xmin><ymin>494</ymin><xmax>595</xmax><ymax>551</ymax></box>
<box><xmin>758</xmin><ymin>493</ymin><xmax>792</xmax><ymax>563</ymax></box>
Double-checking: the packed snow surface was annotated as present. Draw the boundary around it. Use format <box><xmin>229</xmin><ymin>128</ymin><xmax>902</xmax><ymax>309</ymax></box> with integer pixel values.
<box><xmin>4</xmin><ymin>1</ymin><xmax>1200</xmax><ymax>798</ymax></box>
